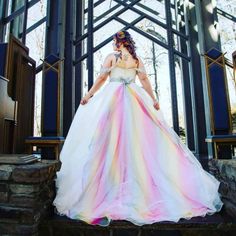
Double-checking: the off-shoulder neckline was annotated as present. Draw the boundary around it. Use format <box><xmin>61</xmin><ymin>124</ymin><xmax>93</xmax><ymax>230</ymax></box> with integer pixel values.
<box><xmin>100</xmin><ymin>64</ymin><xmax>144</xmax><ymax>73</ymax></box>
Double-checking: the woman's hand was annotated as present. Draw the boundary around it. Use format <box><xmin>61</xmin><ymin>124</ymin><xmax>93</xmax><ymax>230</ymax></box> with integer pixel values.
<box><xmin>80</xmin><ymin>94</ymin><xmax>92</xmax><ymax>105</ymax></box>
<box><xmin>153</xmin><ymin>99</ymin><xmax>160</xmax><ymax>110</ymax></box>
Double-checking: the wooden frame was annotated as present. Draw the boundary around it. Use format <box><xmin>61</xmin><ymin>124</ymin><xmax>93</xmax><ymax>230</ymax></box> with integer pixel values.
<box><xmin>204</xmin><ymin>48</ymin><xmax>232</xmax><ymax>134</ymax></box>
<box><xmin>204</xmin><ymin>48</ymin><xmax>236</xmax><ymax>159</ymax></box>
<box><xmin>1</xmin><ymin>34</ymin><xmax>36</xmax><ymax>154</ymax></box>
<box><xmin>25</xmin><ymin>137</ymin><xmax>65</xmax><ymax>160</ymax></box>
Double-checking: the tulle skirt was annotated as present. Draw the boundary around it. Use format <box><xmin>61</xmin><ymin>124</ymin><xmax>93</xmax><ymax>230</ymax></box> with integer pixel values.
<box><xmin>53</xmin><ymin>79</ymin><xmax>223</xmax><ymax>226</ymax></box>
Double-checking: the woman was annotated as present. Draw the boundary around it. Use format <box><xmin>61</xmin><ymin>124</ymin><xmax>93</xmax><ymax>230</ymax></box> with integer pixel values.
<box><xmin>53</xmin><ymin>30</ymin><xmax>223</xmax><ymax>226</ymax></box>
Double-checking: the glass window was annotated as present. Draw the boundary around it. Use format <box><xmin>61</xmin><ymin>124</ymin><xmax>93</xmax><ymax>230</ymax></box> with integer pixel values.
<box><xmin>27</xmin><ymin>0</ymin><xmax>47</xmax><ymax>29</ymax></box>
<box><xmin>216</xmin><ymin>0</ymin><xmax>236</xmax><ymax>60</ymax></box>
<box><xmin>216</xmin><ymin>0</ymin><xmax>236</xmax><ymax>132</ymax></box>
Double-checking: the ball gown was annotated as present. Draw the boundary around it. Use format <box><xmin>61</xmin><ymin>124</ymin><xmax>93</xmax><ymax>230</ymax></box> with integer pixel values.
<box><xmin>53</xmin><ymin>64</ymin><xmax>223</xmax><ymax>227</ymax></box>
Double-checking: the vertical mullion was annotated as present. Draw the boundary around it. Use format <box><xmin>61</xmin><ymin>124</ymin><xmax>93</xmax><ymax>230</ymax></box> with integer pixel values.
<box><xmin>22</xmin><ymin>0</ymin><xmax>28</xmax><ymax>44</ymax></box>
<box><xmin>75</xmin><ymin>0</ymin><xmax>84</xmax><ymax>109</ymax></box>
<box><xmin>0</xmin><ymin>0</ymin><xmax>8</xmax><ymax>41</ymax></box>
<box><xmin>177</xmin><ymin>0</ymin><xmax>195</xmax><ymax>150</ymax></box>
<box><xmin>87</xmin><ymin>0</ymin><xmax>93</xmax><ymax>90</ymax></box>
<box><xmin>71</xmin><ymin>0</ymin><xmax>76</xmax><ymax>116</ymax></box>
<box><xmin>0</xmin><ymin>0</ymin><xmax>7</xmax><ymax>20</ymax></box>
<box><xmin>184</xmin><ymin>0</ymin><xmax>199</xmax><ymax>155</ymax></box>
<box><xmin>165</xmin><ymin>0</ymin><xmax>179</xmax><ymax>134</ymax></box>
<box><xmin>63</xmin><ymin>0</ymin><xmax>73</xmax><ymax>135</ymax></box>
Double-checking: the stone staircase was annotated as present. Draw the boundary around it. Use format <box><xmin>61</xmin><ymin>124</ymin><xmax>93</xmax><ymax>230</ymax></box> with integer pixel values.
<box><xmin>39</xmin><ymin>209</ymin><xmax>236</xmax><ymax>236</ymax></box>
<box><xmin>1</xmin><ymin>157</ymin><xmax>236</xmax><ymax>236</ymax></box>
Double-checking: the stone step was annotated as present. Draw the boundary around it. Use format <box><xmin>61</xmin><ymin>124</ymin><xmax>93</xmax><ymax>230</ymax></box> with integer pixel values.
<box><xmin>0</xmin><ymin>154</ymin><xmax>39</xmax><ymax>165</ymax></box>
<box><xmin>39</xmin><ymin>210</ymin><xmax>236</xmax><ymax>236</ymax></box>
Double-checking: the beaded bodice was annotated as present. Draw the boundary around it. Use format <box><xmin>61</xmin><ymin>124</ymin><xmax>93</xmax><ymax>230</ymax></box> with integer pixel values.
<box><xmin>100</xmin><ymin>65</ymin><xmax>146</xmax><ymax>85</ymax></box>
<box><xmin>109</xmin><ymin>66</ymin><xmax>137</xmax><ymax>84</ymax></box>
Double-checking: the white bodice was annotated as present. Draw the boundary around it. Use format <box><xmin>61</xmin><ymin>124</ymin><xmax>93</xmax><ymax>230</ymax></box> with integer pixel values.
<box><xmin>109</xmin><ymin>66</ymin><xmax>137</xmax><ymax>80</ymax></box>
<box><xmin>99</xmin><ymin>64</ymin><xmax>146</xmax><ymax>84</ymax></box>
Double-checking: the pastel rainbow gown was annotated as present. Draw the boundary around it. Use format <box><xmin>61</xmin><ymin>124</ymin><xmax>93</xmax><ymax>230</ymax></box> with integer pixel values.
<box><xmin>53</xmin><ymin>65</ymin><xmax>223</xmax><ymax>226</ymax></box>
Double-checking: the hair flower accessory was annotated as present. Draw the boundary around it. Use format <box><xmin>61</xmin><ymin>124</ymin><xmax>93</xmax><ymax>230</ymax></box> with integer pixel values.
<box><xmin>117</xmin><ymin>31</ymin><xmax>126</xmax><ymax>39</ymax></box>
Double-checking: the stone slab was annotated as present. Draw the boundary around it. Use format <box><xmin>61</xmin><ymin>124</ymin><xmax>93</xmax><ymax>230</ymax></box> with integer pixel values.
<box><xmin>0</xmin><ymin>205</ymin><xmax>40</xmax><ymax>224</ymax></box>
<box><xmin>0</xmin><ymin>222</ymin><xmax>38</xmax><ymax>235</ymax></box>
<box><xmin>0</xmin><ymin>165</ymin><xmax>15</xmax><ymax>180</ymax></box>
<box><xmin>209</xmin><ymin>159</ymin><xmax>236</xmax><ymax>180</ymax></box>
<box><xmin>209</xmin><ymin>159</ymin><xmax>236</xmax><ymax>218</ymax></box>
<box><xmin>0</xmin><ymin>192</ymin><xmax>8</xmax><ymax>203</ymax></box>
<box><xmin>11</xmin><ymin>160</ymin><xmax>60</xmax><ymax>183</ymax></box>
<box><xmin>0</xmin><ymin>154</ymin><xmax>39</xmax><ymax>165</ymax></box>
<box><xmin>9</xmin><ymin>184</ymin><xmax>40</xmax><ymax>194</ymax></box>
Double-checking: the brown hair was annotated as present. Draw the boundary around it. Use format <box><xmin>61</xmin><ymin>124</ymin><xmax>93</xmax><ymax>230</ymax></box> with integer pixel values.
<box><xmin>113</xmin><ymin>30</ymin><xmax>139</xmax><ymax>66</ymax></box>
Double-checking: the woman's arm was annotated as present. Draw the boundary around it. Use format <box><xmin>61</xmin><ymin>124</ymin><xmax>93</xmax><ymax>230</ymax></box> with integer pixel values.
<box><xmin>137</xmin><ymin>57</ymin><xmax>160</xmax><ymax>110</ymax></box>
<box><xmin>80</xmin><ymin>54</ymin><xmax>113</xmax><ymax>105</ymax></box>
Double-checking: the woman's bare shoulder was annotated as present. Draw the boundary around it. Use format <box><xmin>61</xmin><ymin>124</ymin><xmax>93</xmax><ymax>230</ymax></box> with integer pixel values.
<box><xmin>137</xmin><ymin>56</ymin><xmax>144</xmax><ymax>66</ymax></box>
<box><xmin>103</xmin><ymin>52</ymin><xmax>120</xmax><ymax>63</ymax></box>
<box><xmin>105</xmin><ymin>52</ymin><xmax>120</xmax><ymax>58</ymax></box>
<box><xmin>136</xmin><ymin>55</ymin><xmax>142</xmax><ymax>62</ymax></box>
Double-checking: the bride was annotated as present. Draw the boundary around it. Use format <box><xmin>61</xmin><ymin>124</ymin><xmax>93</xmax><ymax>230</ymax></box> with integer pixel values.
<box><xmin>53</xmin><ymin>30</ymin><xmax>223</xmax><ymax>226</ymax></box>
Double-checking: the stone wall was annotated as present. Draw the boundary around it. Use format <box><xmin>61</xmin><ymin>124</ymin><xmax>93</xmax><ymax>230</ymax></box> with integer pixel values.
<box><xmin>208</xmin><ymin>159</ymin><xmax>236</xmax><ymax>218</ymax></box>
<box><xmin>0</xmin><ymin>160</ymin><xmax>60</xmax><ymax>236</ymax></box>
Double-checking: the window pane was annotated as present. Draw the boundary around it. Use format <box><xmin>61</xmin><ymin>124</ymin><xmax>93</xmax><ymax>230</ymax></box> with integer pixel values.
<box><xmin>25</xmin><ymin>22</ymin><xmax>46</xmax><ymax>66</ymax></box>
<box><xmin>11</xmin><ymin>0</ymin><xmax>25</xmax><ymax>13</ymax></box>
<box><xmin>10</xmin><ymin>13</ymin><xmax>24</xmax><ymax>38</ymax></box>
<box><xmin>27</xmin><ymin>0</ymin><xmax>47</xmax><ymax>29</ymax></box>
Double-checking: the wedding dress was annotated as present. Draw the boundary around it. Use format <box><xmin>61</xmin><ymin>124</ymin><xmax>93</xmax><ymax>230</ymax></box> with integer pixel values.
<box><xmin>53</xmin><ymin>63</ymin><xmax>223</xmax><ymax>226</ymax></box>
